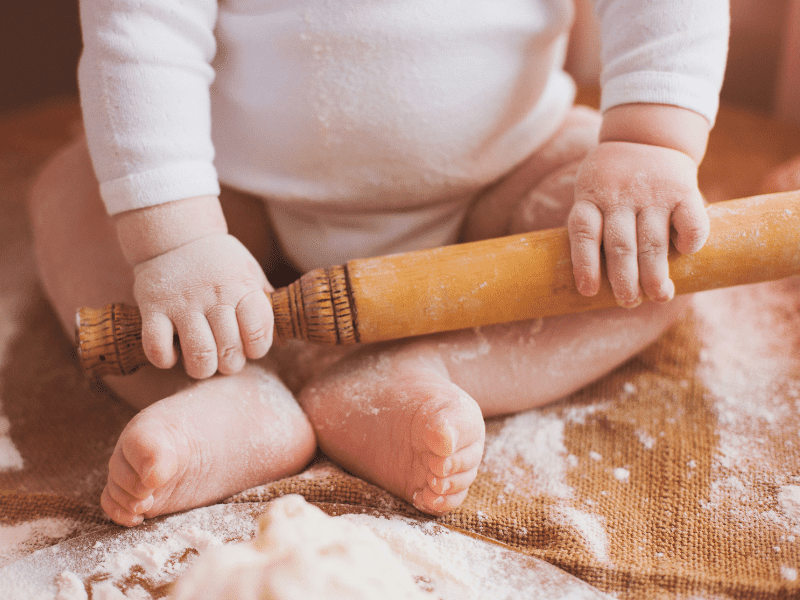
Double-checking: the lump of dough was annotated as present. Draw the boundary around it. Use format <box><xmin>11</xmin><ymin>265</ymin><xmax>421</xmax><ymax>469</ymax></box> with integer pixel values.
<box><xmin>170</xmin><ymin>495</ymin><xmax>432</xmax><ymax>600</ymax></box>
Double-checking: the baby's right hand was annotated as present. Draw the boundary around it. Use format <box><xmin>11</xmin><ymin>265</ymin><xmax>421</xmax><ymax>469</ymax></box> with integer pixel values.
<box><xmin>132</xmin><ymin>233</ymin><xmax>274</xmax><ymax>378</ymax></box>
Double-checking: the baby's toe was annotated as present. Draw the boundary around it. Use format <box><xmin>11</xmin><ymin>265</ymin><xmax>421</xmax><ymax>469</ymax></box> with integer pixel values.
<box><xmin>422</xmin><ymin>397</ymin><xmax>484</xmax><ymax>459</ymax></box>
<box><xmin>108</xmin><ymin>450</ymin><xmax>155</xmax><ymax>499</ymax></box>
<box><xmin>101</xmin><ymin>485</ymin><xmax>146</xmax><ymax>527</ymax></box>
<box><xmin>107</xmin><ymin>479</ymin><xmax>155</xmax><ymax>515</ymax></box>
<box><xmin>414</xmin><ymin>487</ymin><xmax>470</xmax><ymax>515</ymax></box>
<box><xmin>428</xmin><ymin>440</ymin><xmax>484</xmax><ymax>478</ymax></box>
<box><xmin>119</xmin><ymin>416</ymin><xmax>181</xmax><ymax>489</ymax></box>
<box><xmin>429</xmin><ymin>466</ymin><xmax>478</xmax><ymax>496</ymax></box>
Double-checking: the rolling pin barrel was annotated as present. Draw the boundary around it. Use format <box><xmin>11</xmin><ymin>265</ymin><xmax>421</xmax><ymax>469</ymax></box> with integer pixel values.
<box><xmin>76</xmin><ymin>191</ymin><xmax>800</xmax><ymax>379</ymax></box>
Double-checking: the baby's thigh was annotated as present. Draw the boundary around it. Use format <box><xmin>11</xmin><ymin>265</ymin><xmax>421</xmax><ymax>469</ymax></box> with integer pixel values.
<box><xmin>461</xmin><ymin>105</ymin><xmax>601</xmax><ymax>242</ymax></box>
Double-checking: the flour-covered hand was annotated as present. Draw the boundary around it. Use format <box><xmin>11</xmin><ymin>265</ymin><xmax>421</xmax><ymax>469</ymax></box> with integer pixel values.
<box><xmin>567</xmin><ymin>104</ymin><xmax>710</xmax><ymax>307</ymax></box>
<box><xmin>133</xmin><ymin>233</ymin><xmax>274</xmax><ymax>378</ymax></box>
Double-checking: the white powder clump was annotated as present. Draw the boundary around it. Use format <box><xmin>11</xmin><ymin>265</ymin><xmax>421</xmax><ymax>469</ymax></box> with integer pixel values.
<box><xmin>91</xmin><ymin>581</ymin><xmax>128</xmax><ymax>599</ymax></box>
<box><xmin>781</xmin><ymin>566</ymin><xmax>798</xmax><ymax>581</ymax></box>
<box><xmin>636</xmin><ymin>430</ymin><xmax>656</xmax><ymax>450</ymax></box>
<box><xmin>613</xmin><ymin>468</ymin><xmax>630</xmax><ymax>483</ymax></box>
<box><xmin>778</xmin><ymin>486</ymin><xmax>800</xmax><ymax>524</ymax></box>
<box><xmin>55</xmin><ymin>571</ymin><xmax>88</xmax><ymax>600</ymax></box>
<box><xmin>171</xmin><ymin>495</ymin><xmax>432</xmax><ymax>600</ymax></box>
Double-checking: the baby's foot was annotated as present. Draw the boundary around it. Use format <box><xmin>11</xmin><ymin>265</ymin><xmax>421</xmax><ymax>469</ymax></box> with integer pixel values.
<box><xmin>101</xmin><ymin>363</ymin><xmax>316</xmax><ymax>526</ymax></box>
<box><xmin>299</xmin><ymin>349</ymin><xmax>485</xmax><ymax>515</ymax></box>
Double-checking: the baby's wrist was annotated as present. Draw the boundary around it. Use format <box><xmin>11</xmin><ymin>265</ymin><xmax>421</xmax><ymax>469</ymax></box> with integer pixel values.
<box><xmin>115</xmin><ymin>195</ymin><xmax>228</xmax><ymax>265</ymax></box>
<box><xmin>599</xmin><ymin>103</ymin><xmax>710</xmax><ymax>164</ymax></box>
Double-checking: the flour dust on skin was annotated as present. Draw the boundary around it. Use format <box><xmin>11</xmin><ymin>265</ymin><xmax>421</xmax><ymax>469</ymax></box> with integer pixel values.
<box><xmin>693</xmin><ymin>284</ymin><xmax>800</xmax><ymax>577</ymax></box>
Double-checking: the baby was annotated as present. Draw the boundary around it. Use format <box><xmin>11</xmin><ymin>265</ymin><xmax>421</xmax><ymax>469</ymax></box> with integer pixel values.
<box><xmin>29</xmin><ymin>0</ymin><xmax>728</xmax><ymax>526</ymax></box>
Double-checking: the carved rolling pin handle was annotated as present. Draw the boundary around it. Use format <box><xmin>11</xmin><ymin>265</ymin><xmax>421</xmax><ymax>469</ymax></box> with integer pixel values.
<box><xmin>76</xmin><ymin>265</ymin><xmax>357</xmax><ymax>379</ymax></box>
<box><xmin>75</xmin><ymin>304</ymin><xmax>148</xmax><ymax>378</ymax></box>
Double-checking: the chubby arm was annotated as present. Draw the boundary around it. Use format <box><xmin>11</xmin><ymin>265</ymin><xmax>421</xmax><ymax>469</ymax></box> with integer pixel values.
<box><xmin>569</xmin><ymin>0</ymin><xmax>728</xmax><ymax>305</ymax></box>
<box><xmin>78</xmin><ymin>1</ymin><xmax>276</xmax><ymax>377</ymax></box>
<box><xmin>568</xmin><ymin>103</ymin><xmax>710</xmax><ymax>306</ymax></box>
<box><xmin>115</xmin><ymin>197</ymin><xmax>274</xmax><ymax>379</ymax></box>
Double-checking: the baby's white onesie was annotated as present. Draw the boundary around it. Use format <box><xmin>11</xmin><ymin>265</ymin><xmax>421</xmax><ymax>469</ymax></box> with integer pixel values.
<box><xmin>78</xmin><ymin>0</ymin><xmax>729</xmax><ymax>270</ymax></box>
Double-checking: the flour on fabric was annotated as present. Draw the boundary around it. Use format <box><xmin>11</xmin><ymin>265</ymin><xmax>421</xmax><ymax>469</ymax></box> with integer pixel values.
<box><xmin>51</xmin><ymin>505</ymin><xmax>259</xmax><ymax>600</ymax></box>
<box><xmin>693</xmin><ymin>285</ymin><xmax>800</xmax><ymax>543</ymax></box>
<box><xmin>0</xmin><ymin>270</ymin><xmax>27</xmax><ymax>471</ymax></box>
<box><xmin>482</xmin><ymin>410</ymin><xmax>574</xmax><ymax>500</ymax></box>
<box><xmin>0</xmin><ymin>518</ymin><xmax>85</xmax><ymax>568</ymax></box>
<box><xmin>341</xmin><ymin>511</ymin><xmax>606</xmax><ymax>599</ymax></box>
<box><xmin>481</xmin><ymin>406</ymin><xmax>613</xmax><ymax>565</ymax></box>
<box><xmin>171</xmin><ymin>495</ymin><xmax>432</xmax><ymax>600</ymax></box>
<box><xmin>550</xmin><ymin>506</ymin><xmax>611</xmax><ymax>566</ymax></box>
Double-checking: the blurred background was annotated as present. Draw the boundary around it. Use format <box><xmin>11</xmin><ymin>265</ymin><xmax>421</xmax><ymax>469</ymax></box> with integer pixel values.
<box><xmin>1</xmin><ymin>0</ymin><xmax>798</xmax><ymax>120</ymax></box>
<box><xmin>0</xmin><ymin>0</ymin><xmax>81</xmax><ymax>116</ymax></box>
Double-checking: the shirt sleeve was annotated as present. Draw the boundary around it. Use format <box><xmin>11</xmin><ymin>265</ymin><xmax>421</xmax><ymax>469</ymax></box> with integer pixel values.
<box><xmin>78</xmin><ymin>0</ymin><xmax>220</xmax><ymax>215</ymax></box>
<box><xmin>593</xmin><ymin>0</ymin><xmax>729</xmax><ymax>126</ymax></box>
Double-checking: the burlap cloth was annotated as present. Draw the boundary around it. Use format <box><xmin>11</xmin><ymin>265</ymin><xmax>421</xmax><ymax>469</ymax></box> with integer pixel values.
<box><xmin>1</xmin><ymin>97</ymin><xmax>799</xmax><ymax>599</ymax></box>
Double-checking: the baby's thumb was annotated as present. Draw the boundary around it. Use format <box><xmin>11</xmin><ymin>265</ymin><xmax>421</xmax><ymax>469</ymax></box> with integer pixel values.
<box><xmin>671</xmin><ymin>198</ymin><xmax>710</xmax><ymax>255</ymax></box>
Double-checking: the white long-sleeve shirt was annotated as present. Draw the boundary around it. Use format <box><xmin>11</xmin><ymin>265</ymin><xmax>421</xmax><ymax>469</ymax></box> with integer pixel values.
<box><xmin>78</xmin><ymin>0</ymin><xmax>729</xmax><ymax>268</ymax></box>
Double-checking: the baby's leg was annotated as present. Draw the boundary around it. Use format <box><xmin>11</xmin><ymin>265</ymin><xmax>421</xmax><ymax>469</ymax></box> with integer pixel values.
<box><xmin>298</xmin><ymin>106</ymin><xmax>689</xmax><ymax>514</ymax></box>
<box><xmin>28</xmin><ymin>138</ymin><xmax>316</xmax><ymax>525</ymax></box>
<box><xmin>298</xmin><ymin>345</ymin><xmax>485</xmax><ymax>515</ymax></box>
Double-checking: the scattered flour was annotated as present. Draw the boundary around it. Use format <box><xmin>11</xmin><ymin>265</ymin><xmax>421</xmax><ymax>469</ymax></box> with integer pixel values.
<box><xmin>550</xmin><ymin>506</ymin><xmax>611</xmax><ymax>566</ymax></box>
<box><xmin>612</xmin><ymin>468</ymin><xmax>630</xmax><ymax>483</ymax></box>
<box><xmin>693</xmin><ymin>286</ymin><xmax>800</xmax><ymax>531</ymax></box>
<box><xmin>0</xmin><ymin>416</ymin><xmax>23</xmax><ymax>470</ymax></box>
<box><xmin>171</xmin><ymin>495</ymin><xmax>432</xmax><ymax>600</ymax></box>
<box><xmin>343</xmin><ymin>511</ymin><xmax>609</xmax><ymax>599</ymax></box>
<box><xmin>562</xmin><ymin>402</ymin><xmax>610</xmax><ymax>426</ymax></box>
<box><xmin>482</xmin><ymin>410</ymin><xmax>572</xmax><ymax>499</ymax></box>
<box><xmin>780</xmin><ymin>566</ymin><xmax>798</xmax><ymax>582</ymax></box>
<box><xmin>55</xmin><ymin>571</ymin><xmax>87</xmax><ymax>600</ymax></box>
<box><xmin>48</xmin><ymin>505</ymin><xmax>260</xmax><ymax>599</ymax></box>
<box><xmin>0</xmin><ymin>518</ymin><xmax>82</xmax><ymax>567</ymax></box>
<box><xmin>778</xmin><ymin>486</ymin><xmax>800</xmax><ymax>525</ymax></box>
<box><xmin>0</xmin><ymin>301</ymin><xmax>24</xmax><ymax>471</ymax></box>
<box><xmin>635</xmin><ymin>430</ymin><xmax>656</xmax><ymax>450</ymax></box>
<box><xmin>2</xmin><ymin>499</ymin><xmax>614</xmax><ymax>599</ymax></box>
<box><xmin>481</xmin><ymin>408</ymin><xmax>617</xmax><ymax>566</ymax></box>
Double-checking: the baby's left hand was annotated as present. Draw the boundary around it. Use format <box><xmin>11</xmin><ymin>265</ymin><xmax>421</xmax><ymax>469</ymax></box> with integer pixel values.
<box><xmin>567</xmin><ymin>140</ymin><xmax>709</xmax><ymax>307</ymax></box>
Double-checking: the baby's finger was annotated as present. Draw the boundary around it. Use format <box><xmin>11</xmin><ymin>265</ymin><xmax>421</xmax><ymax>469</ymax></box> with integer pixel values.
<box><xmin>206</xmin><ymin>304</ymin><xmax>246</xmax><ymax>375</ymax></box>
<box><xmin>141</xmin><ymin>312</ymin><xmax>178</xmax><ymax>370</ymax></box>
<box><xmin>237</xmin><ymin>289</ymin><xmax>274</xmax><ymax>359</ymax></box>
<box><xmin>671</xmin><ymin>194</ymin><xmax>710</xmax><ymax>255</ymax></box>
<box><xmin>173</xmin><ymin>312</ymin><xmax>218</xmax><ymax>379</ymax></box>
<box><xmin>637</xmin><ymin>207</ymin><xmax>674</xmax><ymax>303</ymax></box>
<box><xmin>603</xmin><ymin>207</ymin><xmax>641</xmax><ymax>308</ymax></box>
<box><xmin>567</xmin><ymin>200</ymin><xmax>604</xmax><ymax>296</ymax></box>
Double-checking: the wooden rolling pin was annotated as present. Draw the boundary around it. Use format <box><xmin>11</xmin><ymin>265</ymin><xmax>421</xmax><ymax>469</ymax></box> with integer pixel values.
<box><xmin>76</xmin><ymin>191</ymin><xmax>800</xmax><ymax>378</ymax></box>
